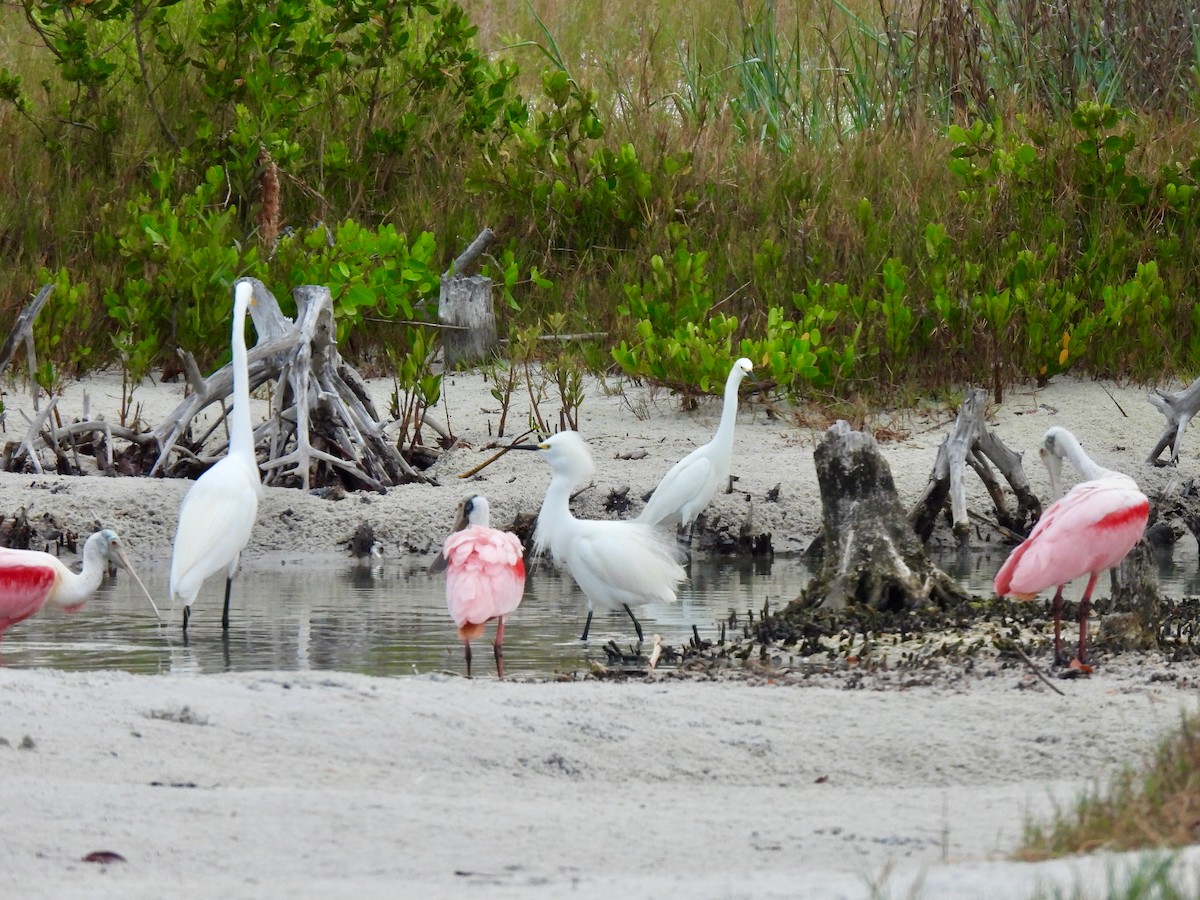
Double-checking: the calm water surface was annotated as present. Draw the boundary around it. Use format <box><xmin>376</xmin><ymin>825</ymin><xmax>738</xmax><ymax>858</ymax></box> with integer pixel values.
<box><xmin>5</xmin><ymin>542</ymin><xmax>1199</xmax><ymax>676</ymax></box>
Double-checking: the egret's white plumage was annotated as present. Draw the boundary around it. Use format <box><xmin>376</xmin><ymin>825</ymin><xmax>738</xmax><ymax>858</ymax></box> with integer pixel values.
<box><xmin>517</xmin><ymin>431</ymin><xmax>686</xmax><ymax>642</ymax></box>
<box><xmin>169</xmin><ymin>279</ymin><xmax>262</xmax><ymax>631</ymax></box>
<box><xmin>638</xmin><ymin>358</ymin><xmax>754</xmax><ymax>532</ymax></box>
<box><xmin>0</xmin><ymin>529</ymin><xmax>159</xmax><ymax>644</ymax></box>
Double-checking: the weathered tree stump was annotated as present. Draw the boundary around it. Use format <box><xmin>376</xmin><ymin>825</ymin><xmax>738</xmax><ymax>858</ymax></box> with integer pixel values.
<box><xmin>802</xmin><ymin>421</ymin><xmax>968</xmax><ymax>610</ymax></box>
<box><xmin>1147</xmin><ymin>376</ymin><xmax>1200</xmax><ymax>465</ymax></box>
<box><xmin>439</xmin><ymin>275</ymin><xmax>495</xmax><ymax>368</ymax></box>
<box><xmin>908</xmin><ymin>386</ymin><xmax>1041</xmax><ymax>547</ymax></box>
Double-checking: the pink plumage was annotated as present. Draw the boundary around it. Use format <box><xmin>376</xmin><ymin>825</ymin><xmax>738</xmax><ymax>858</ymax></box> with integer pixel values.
<box><xmin>443</xmin><ymin>525</ymin><xmax>525</xmax><ymax>634</ymax></box>
<box><xmin>994</xmin><ymin>477</ymin><xmax>1148</xmax><ymax>599</ymax></box>
<box><xmin>429</xmin><ymin>495</ymin><xmax>526</xmax><ymax>678</ymax></box>
<box><xmin>0</xmin><ymin>558</ymin><xmax>59</xmax><ymax>642</ymax></box>
<box><xmin>0</xmin><ymin>529</ymin><xmax>159</xmax><ymax>647</ymax></box>
<box><xmin>994</xmin><ymin>427</ymin><xmax>1149</xmax><ymax>666</ymax></box>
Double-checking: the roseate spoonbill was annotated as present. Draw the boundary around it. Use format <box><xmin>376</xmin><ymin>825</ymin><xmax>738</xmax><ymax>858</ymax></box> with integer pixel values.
<box><xmin>994</xmin><ymin>426</ymin><xmax>1149</xmax><ymax>665</ymax></box>
<box><xmin>638</xmin><ymin>358</ymin><xmax>754</xmax><ymax>537</ymax></box>
<box><xmin>429</xmin><ymin>494</ymin><xmax>525</xmax><ymax>678</ymax></box>
<box><xmin>169</xmin><ymin>279</ymin><xmax>262</xmax><ymax>632</ymax></box>
<box><xmin>514</xmin><ymin>431</ymin><xmax>686</xmax><ymax>643</ymax></box>
<box><xmin>0</xmin><ymin>528</ymin><xmax>160</xmax><ymax>645</ymax></box>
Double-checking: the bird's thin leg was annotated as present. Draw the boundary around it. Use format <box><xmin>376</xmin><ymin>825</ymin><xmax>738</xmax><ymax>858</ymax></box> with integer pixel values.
<box><xmin>182</xmin><ymin>605</ymin><xmax>191</xmax><ymax>634</ymax></box>
<box><xmin>464</xmin><ymin>640</ymin><xmax>473</xmax><ymax>678</ymax></box>
<box><xmin>1051</xmin><ymin>587</ymin><xmax>1066</xmax><ymax>666</ymax></box>
<box><xmin>623</xmin><ymin>603</ymin><xmax>644</xmax><ymax>643</ymax></box>
<box><xmin>494</xmin><ymin>617</ymin><xmax>505</xmax><ymax>680</ymax></box>
<box><xmin>1078</xmin><ymin>574</ymin><xmax>1100</xmax><ymax>665</ymax></box>
<box><xmin>221</xmin><ymin>577</ymin><xmax>233</xmax><ymax>630</ymax></box>
<box><xmin>580</xmin><ymin>610</ymin><xmax>593</xmax><ymax>642</ymax></box>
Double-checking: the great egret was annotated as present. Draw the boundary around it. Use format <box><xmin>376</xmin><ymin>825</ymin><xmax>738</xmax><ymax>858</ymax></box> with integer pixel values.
<box><xmin>429</xmin><ymin>494</ymin><xmax>525</xmax><ymax>678</ymax></box>
<box><xmin>994</xmin><ymin>426</ymin><xmax>1149</xmax><ymax>665</ymax></box>
<box><xmin>169</xmin><ymin>279</ymin><xmax>262</xmax><ymax>632</ymax></box>
<box><xmin>515</xmin><ymin>431</ymin><xmax>686</xmax><ymax>643</ymax></box>
<box><xmin>0</xmin><ymin>528</ymin><xmax>159</xmax><ymax>644</ymax></box>
<box><xmin>638</xmin><ymin>357</ymin><xmax>754</xmax><ymax>536</ymax></box>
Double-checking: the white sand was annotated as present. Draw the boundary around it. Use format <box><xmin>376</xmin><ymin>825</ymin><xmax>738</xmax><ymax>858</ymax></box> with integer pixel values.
<box><xmin>1</xmin><ymin>370</ymin><xmax>1198</xmax><ymax>897</ymax></box>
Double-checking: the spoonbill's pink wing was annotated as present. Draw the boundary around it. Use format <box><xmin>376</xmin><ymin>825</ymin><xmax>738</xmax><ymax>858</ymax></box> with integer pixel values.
<box><xmin>995</xmin><ymin>477</ymin><xmax>1148</xmax><ymax>598</ymax></box>
<box><xmin>443</xmin><ymin>526</ymin><xmax>525</xmax><ymax>628</ymax></box>
<box><xmin>0</xmin><ymin>553</ymin><xmax>58</xmax><ymax>639</ymax></box>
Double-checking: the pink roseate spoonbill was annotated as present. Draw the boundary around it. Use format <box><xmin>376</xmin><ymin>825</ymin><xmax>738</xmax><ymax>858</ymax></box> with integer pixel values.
<box><xmin>514</xmin><ymin>431</ymin><xmax>686</xmax><ymax>643</ymax></box>
<box><xmin>428</xmin><ymin>494</ymin><xmax>526</xmax><ymax>678</ymax></box>
<box><xmin>169</xmin><ymin>278</ymin><xmax>262</xmax><ymax>633</ymax></box>
<box><xmin>638</xmin><ymin>358</ymin><xmax>754</xmax><ymax>538</ymax></box>
<box><xmin>994</xmin><ymin>426</ymin><xmax>1149</xmax><ymax>666</ymax></box>
<box><xmin>0</xmin><ymin>528</ymin><xmax>160</xmax><ymax>645</ymax></box>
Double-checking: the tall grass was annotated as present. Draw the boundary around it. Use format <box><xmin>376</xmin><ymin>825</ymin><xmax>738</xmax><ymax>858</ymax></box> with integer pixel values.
<box><xmin>0</xmin><ymin>0</ymin><xmax>1198</xmax><ymax>394</ymax></box>
<box><xmin>1020</xmin><ymin>715</ymin><xmax>1200</xmax><ymax>860</ymax></box>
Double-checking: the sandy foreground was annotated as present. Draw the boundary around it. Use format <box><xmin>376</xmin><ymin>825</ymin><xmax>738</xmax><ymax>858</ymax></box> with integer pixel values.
<box><xmin>2</xmin><ymin>369</ymin><xmax>1200</xmax><ymax>897</ymax></box>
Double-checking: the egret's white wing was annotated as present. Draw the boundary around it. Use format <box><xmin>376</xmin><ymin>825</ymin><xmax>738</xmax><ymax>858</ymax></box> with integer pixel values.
<box><xmin>567</xmin><ymin>522</ymin><xmax>685</xmax><ymax>611</ymax></box>
<box><xmin>639</xmin><ymin>449</ymin><xmax>718</xmax><ymax>527</ymax></box>
<box><xmin>169</xmin><ymin>459</ymin><xmax>259</xmax><ymax>604</ymax></box>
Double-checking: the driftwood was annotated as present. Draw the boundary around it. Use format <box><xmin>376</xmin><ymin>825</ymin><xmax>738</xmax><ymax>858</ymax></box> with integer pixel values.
<box><xmin>0</xmin><ymin>283</ymin><xmax>54</xmax><ymax>412</ymax></box>
<box><xmin>802</xmin><ymin>421</ymin><xmax>968</xmax><ymax>610</ymax></box>
<box><xmin>1147</xmin><ymin>377</ymin><xmax>1200</xmax><ymax>465</ymax></box>
<box><xmin>908</xmin><ymin>387</ymin><xmax>1041</xmax><ymax>547</ymax></box>
<box><xmin>150</xmin><ymin>279</ymin><xmax>428</xmax><ymax>490</ymax></box>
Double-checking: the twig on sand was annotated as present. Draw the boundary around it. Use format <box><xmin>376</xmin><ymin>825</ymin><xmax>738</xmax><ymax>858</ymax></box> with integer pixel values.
<box><xmin>1013</xmin><ymin>644</ymin><xmax>1065</xmax><ymax>696</ymax></box>
<box><xmin>457</xmin><ymin>430</ymin><xmax>535</xmax><ymax>479</ymax></box>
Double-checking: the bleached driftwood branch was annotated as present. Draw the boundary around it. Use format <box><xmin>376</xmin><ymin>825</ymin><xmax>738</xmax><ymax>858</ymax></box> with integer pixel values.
<box><xmin>908</xmin><ymin>386</ymin><xmax>1041</xmax><ymax>547</ymax></box>
<box><xmin>1147</xmin><ymin>377</ymin><xmax>1200</xmax><ymax>466</ymax></box>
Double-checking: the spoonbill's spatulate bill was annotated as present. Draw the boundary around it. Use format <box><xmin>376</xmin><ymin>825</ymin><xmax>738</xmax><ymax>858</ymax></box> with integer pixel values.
<box><xmin>994</xmin><ymin>426</ymin><xmax>1149</xmax><ymax>666</ymax></box>
<box><xmin>515</xmin><ymin>431</ymin><xmax>686</xmax><ymax>643</ymax></box>
<box><xmin>169</xmin><ymin>278</ymin><xmax>263</xmax><ymax>632</ymax></box>
<box><xmin>0</xmin><ymin>528</ymin><xmax>159</xmax><ymax>645</ymax></box>
<box><xmin>638</xmin><ymin>358</ymin><xmax>754</xmax><ymax>537</ymax></box>
<box><xmin>429</xmin><ymin>494</ymin><xmax>526</xmax><ymax>678</ymax></box>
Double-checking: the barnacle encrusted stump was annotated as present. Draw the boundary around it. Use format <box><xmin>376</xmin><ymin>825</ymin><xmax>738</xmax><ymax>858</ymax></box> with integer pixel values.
<box><xmin>800</xmin><ymin>421</ymin><xmax>967</xmax><ymax>611</ymax></box>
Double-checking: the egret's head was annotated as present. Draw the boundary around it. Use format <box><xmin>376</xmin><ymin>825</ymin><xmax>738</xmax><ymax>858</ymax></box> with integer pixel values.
<box><xmin>513</xmin><ymin>431</ymin><xmax>595</xmax><ymax>481</ymax></box>
<box><xmin>233</xmin><ymin>278</ymin><xmax>257</xmax><ymax>311</ymax></box>
<box><xmin>734</xmin><ymin>358</ymin><xmax>754</xmax><ymax>377</ymax></box>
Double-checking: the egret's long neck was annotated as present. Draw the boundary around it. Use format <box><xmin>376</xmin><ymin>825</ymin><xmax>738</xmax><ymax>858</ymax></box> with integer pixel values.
<box><xmin>229</xmin><ymin>296</ymin><xmax>255</xmax><ymax>466</ymax></box>
<box><xmin>1057</xmin><ymin>431</ymin><xmax>1111</xmax><ymax>482</ymax></box>
<box><xmin>712</xmin><ymin>367</ymin><xmax>744</xmax><ymax>450</ymax></box>
<box><xmin>534</xmin><ymin>469</ymin><xmax>577</xmax><ymax>557</ymax></box>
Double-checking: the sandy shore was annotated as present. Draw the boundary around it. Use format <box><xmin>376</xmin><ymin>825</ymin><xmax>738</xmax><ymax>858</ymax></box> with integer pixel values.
<box><xmin>1</xmin><ymin>369</ymin><xmax>1199</xmax><ymax>896</ymax></box>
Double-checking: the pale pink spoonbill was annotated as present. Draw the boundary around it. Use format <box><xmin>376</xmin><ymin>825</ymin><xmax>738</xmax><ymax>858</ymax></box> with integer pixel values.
<box><xmin>994</xmin><ymin>426</ymin><xmax>1149</xmax><ymax>666</ymax></box>
<box><xmin>638</xmin><ymin>357</ymin><xmax>754</xmax><ymax>537</ymax></box>
<box><xmin>0</xmin><ymin>528</ymin><xmax>160</xmax><ymax>645</ymax></box>
<box><xmin>169</xmin><ymin>278</ymin><xmax>262</xmax><ymax>632</ymax></box>
<box><xmin>429</xmin><ymin>494</ymin><xmax>526</xmax><ymax>678</ymax></box>
<box><xmin>515</xmin><ymin>431</ymin><xmax>686</xmax><ymax>643</ymax></box>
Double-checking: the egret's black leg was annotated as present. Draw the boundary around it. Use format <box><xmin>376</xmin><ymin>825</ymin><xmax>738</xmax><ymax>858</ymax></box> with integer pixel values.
<box><xmin>580</xmin><ymin>611</ymin><xmax>594</xmax><ymax>642</ymax></box>
<box><xmin>221</xmin><ymin>577</ymin><xmax>233</xmax><ymax>630</ymax></box>
<box><xmin>623</xmin><ymin>604</ymin><xmax>644</xmax><ymax>643</ymax></box>
<box><xmin>183</xmin><ymin>605</ymin><xmax>191</xmax><ymax>633</ymax></box>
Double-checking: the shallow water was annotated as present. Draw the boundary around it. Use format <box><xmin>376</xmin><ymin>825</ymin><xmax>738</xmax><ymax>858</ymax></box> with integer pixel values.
<box><xmin>4</xmin><ymin>541</ymin><xmax>1198</xmax><ymax>676</ymax></box>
